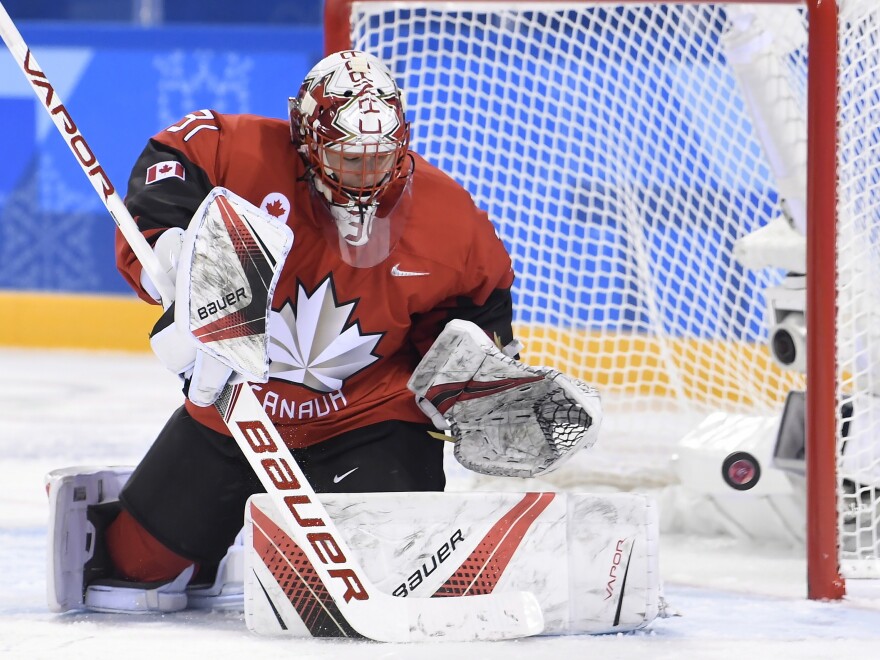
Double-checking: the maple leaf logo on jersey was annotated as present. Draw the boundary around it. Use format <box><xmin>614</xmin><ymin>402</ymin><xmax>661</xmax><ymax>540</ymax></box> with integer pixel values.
<box><xmin>265</xmin><ymin>199</ymin><xmax>285</xmax><ymax>218</ymax></box>
<box><xmin>260</xmin><ymin>192</ymin><xmax>290</xmax><ymax>223</ymax></box>
<box><xmin>267</xmin><ymin>276</ymin><xmax>382</xmax><ymax>392</ymax></box>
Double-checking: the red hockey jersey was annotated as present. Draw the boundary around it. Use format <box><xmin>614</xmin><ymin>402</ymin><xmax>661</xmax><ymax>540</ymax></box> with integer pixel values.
<box><xmin>117</xmin><ymin>110</ymin><xmax>514</xmax><ymax>448</ymax></box>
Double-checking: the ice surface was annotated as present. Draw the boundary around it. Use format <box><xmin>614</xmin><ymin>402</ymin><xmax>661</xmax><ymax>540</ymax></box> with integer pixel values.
<box><xmin>2</xmin><ymin>347</ymin><xmax>880</xmax><ymax>659</ymax></box>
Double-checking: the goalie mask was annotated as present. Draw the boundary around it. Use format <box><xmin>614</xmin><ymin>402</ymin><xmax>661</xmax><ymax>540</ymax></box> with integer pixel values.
<box><xmin>290</xmin><ymin>50</ymin><xmax>412</xmax><ymax>267</ymax></box>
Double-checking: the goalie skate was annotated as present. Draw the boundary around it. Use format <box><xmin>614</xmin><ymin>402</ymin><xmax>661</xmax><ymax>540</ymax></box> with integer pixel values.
<box><xmin>46</xmin><ymin>466</ymin><xmax>245</xmax><ymax>614</ymax></box>
<box><xmin>83</xmin><ymin>565</ymin><xmax>193</xmax><ymax>614</ymax></box>
<box><xmin>186</xmin><ymin>530</ymin><xmax>245</xmax><ymax>610</ymax></box>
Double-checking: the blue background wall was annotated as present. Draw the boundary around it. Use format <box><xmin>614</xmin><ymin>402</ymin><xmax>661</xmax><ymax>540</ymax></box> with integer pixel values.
<box><xmin>0</xmin><ymin>4</ymin><xmax>778</xmax><ymax>348</ymax></box>
<box><xmin>0</xmin><ymin>1</ymin><xmax>321</xmax><ymax>24</ymax></box>
<box><xmin>0</xmin><ymin>13</ymin><xmax>323</xmax><ymax>295</ymax></box>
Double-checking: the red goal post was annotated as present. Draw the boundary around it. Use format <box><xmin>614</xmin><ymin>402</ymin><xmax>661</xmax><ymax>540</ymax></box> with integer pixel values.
<box><xmin>323</xmin><ymin>0</ymin><xmax>854</xmax><ymax>600</ymax></box>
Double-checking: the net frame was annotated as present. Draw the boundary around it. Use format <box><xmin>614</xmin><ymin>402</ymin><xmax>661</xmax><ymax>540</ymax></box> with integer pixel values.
<box><xmin>324</xmin><ymin>0</ymin><xmax>842</xmax><ymax>599</ymax></box>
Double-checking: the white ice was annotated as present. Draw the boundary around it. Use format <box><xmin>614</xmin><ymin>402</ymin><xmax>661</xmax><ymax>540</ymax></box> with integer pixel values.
<box><xmin>2</xmin><ymin>347</ymin><xmax>880</xmax><ymax>660</ymax></box>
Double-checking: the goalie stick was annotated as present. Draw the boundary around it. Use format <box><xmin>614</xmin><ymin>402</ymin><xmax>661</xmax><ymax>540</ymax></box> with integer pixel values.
<box><xmin>0</xmin><ymin>3</ymin><xmax>543</xmax><ymax>642</ymax></box>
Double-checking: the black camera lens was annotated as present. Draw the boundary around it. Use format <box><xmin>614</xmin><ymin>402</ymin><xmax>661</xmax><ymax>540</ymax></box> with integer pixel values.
<box><xmin>772</xmin><ymin>327</ymin><xmax>797</xmax><ymax>365</ymax></box>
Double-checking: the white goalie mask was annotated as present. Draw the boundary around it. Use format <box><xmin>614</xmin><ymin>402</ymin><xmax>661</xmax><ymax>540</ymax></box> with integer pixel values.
<box><xmin>289</xmin><ymin>50</ymin><xmax>413</xmax><ymax>267</ymax></box>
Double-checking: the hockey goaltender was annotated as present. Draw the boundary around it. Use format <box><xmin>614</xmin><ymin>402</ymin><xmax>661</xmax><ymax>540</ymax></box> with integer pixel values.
<box><xmin>41</xmin><ymin>50</ymin><xmax>663</xmax><ymax>640</ymax></box>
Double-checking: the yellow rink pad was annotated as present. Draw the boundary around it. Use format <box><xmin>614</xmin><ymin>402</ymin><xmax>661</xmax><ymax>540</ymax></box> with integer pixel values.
<box><xmin>0</xmin><ymin>292</ymin><xmax>805</xmax><ymax>407</ymax></box>
<box><xmin>0</xmin><ymin>291</ymin><xmax>159</xmax><ymax>352</ymax></box>
<box><xmin>514</xmin><ymin>325</ymin><xmax>805</xmax><ymax>408</ymax></box>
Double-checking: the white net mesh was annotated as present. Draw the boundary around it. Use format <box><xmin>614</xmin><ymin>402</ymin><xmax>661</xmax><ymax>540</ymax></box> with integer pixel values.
<box><xmin>838</xmin><ymin>1</ymin><xmax>880</xmax><ymax>576</ymax></box>
<box><xmin>344</xmin><ymin>1</ymin><xmax>880</xmax><ymax>575</ymax></box>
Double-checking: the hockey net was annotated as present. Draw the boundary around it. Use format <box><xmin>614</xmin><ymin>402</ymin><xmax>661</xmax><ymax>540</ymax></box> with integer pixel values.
<box><xmin>326</xmin><ymin>0</ymin><xmax>880</xmax><ymax>596</ymax></box>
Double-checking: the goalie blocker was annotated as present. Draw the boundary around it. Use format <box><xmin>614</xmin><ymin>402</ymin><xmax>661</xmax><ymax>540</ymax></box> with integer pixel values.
<box><xmin>245</xmin><ymin>489</ymin><xmax>660</xmax><ymax>637</ymax></box>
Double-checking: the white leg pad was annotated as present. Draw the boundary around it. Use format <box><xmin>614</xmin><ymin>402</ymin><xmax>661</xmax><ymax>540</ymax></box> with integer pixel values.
<box><xmin>243</xmin><ymin>490</ymin><xmax>660</xmax><ymax>637</ymax></box>
<box><xmin>46</xmin><ymin>465</ymin><xmax>244</xmax><ymax>613</ymax></box>
<box><xmin>45</xmin><ymin>466</ymin><xmax>133</xmax><ymax>613</ymax></box>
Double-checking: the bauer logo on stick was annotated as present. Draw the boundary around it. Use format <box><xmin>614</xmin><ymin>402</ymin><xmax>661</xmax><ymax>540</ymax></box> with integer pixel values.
<box><xmin>236</xmin><ymin>417</ymin><xmax>370</xmax><ymax>604</ymax></box>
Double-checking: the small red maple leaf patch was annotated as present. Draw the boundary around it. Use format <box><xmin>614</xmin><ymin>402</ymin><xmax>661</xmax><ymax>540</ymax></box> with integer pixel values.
<box><xmin>159</xmin><ymin>164</ymin><xmax>172</xmax><ymax>174</ymax></box>
<box><xmin>266</xmin><ymin>199</ymin><xmax>286</xmax><ymax>217</ymax></box>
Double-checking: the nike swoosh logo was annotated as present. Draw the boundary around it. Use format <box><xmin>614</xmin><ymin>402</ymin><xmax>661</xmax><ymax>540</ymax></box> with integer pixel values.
<box><xmin>391</xmin><ymin>263</ymin><xmax>430</xmax><ymax>277</ymax></box>
<box><xmin>333</xmin><ymin>467</ymin><xmax>359</xmax><ymax>484</ymax></box>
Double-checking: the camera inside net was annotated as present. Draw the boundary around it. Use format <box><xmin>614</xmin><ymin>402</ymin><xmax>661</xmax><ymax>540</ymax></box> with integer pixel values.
<box><xmin>766</xmin><ymin>275</ymin><xmax>806</xmax><ymax>373</ymax></box>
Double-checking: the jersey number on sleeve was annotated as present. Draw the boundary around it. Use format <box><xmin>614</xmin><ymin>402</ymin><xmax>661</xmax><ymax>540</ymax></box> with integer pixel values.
<box><xmin>167</xmin><ymin>110</ymin><xmax>219</xmax><ymax>142</ymax></box>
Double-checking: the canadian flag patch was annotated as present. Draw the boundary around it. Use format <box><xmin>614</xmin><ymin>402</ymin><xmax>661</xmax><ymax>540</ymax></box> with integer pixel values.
<box><xmin>145</xmin><ymin>161</ymin><xmax>185</xmax><ymax>184</ymax></box>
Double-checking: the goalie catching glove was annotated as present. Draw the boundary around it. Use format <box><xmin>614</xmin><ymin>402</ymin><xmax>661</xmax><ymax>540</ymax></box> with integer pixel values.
<box><xmin>408</xmin><ymin>319</ymin><xmax>602</xmax><ymax>478</ymax></box>
<box><xmin>146</xmin><ymin>188</ymin><xmax>294</xmax><ymax>406</ymax></box>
